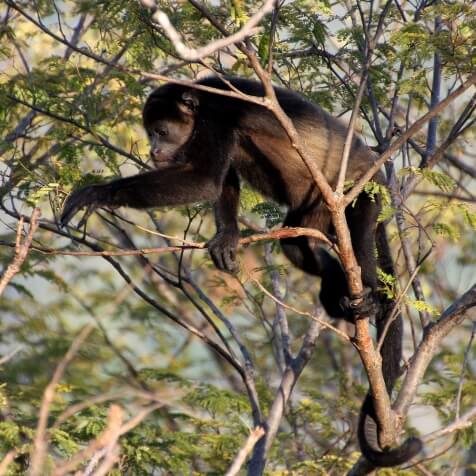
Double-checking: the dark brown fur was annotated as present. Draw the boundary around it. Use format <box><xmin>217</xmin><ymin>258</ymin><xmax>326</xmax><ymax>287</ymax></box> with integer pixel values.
<box><xmin>60</xmin><ymin>76</ymin><xmax>421</xmax><ymax>467</ymax></box>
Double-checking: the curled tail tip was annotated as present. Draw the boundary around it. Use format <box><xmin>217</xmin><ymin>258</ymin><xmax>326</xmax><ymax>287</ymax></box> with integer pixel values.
<box><xmin>363</xmin><ymin>436</ymin><xmax>423</xmax><ymax>468</ymax></box>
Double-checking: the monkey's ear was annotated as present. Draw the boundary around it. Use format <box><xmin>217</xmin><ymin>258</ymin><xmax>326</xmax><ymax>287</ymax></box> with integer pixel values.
<box><xmin>178</xmin><ymin>90</ymin><xmax>199</xmax><ymax>116</ymax></box>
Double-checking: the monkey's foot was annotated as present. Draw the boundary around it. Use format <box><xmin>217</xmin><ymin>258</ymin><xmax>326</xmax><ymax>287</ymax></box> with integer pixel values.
<box><xmin>340</xmin><ymin>288</ymin><xmax>377</xmax><ymax>320</ymax></box>
<box><xmin>208</xmin><ymin>229</ymin><xmax>240</xmax><ymax>274</ymax></box>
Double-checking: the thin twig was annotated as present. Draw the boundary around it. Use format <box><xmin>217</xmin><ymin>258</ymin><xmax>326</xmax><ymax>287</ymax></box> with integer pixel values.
<box><xmin>248</xmin><ymin>319</ymin><xmax>321</xmax><ymax>475</ymax></box>
<box><xmin>0</xmin><ymin>226</ymin><xmax>332</xmax><ymax>257</ymax></box>
<box><xmin>249</xmin><ymin>274</ymin><xmax>350</xmax><ymax>341</ymax></box>
<box><xmin>0</xmin><ymin>207</ymin><xmax>40</xmax><ymax>296</ymax></box>
<box><xmin>29</xmin><ymin>324</ymin><xmax>95</xmax><ymax>476</ymax></box>
<box><xmin>141</xmin><ymin>0</ymin><xmax>276</xmax><ymax>61</ymax></box>
<box><xmin>336</xmin><ymin>69</ymin><xmax>369</xmax><ymax>194</ymax></box>
<box><xmin>422</xmin><ymin>406</ymin><xmax>476</xmax><ymax>443</ymax></box>
<box><xmin>0</xmin><ymin>345</ymin><xmax>24</xmax><ymax>365</ymax></box>
<box><xmin>455</xmin><ymin>322</ymin><xmax>475</xmax><ymax>418</ymax></box>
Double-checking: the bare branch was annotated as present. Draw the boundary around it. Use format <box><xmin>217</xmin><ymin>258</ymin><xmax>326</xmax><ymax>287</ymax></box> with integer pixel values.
<box><xmin>248</xmin><ymin>319</ymin><xmax>321</xmax><ymax>475</ymax></box>
<box><xmin>0</xmin><ymin>205</ymin><xmax>246</xmax><ymax>380</ymax></box>
<box><xmin>0</xmin><ymin>345</ymin><xmax>24</xmax><ymax>365</ymax></box>
<box><xmin>394</xmin><ymin>283</ymin><xmax>476</xmax><ymax>418</ymax></box>
<box><xmin>455</xmin><ymin>322</ymin><xmax>475</xmax><ymax>418</ymax></box>
<box><xmin>225</xmin><ymin>427</ymin><xmax>265</xmax><ymax>476</ymax></box>
<box><xmin>336</xmin><ymin>69</ymin><xmax>369</xmax><ymax>195</ymax></box>
<box><xmin>6</xmin><ymin>94</ymin><xmax>144</xmax><ymax>166</ymax></box>
<box><xmin>0</xmin><ymin>225</ymin><xmax>332</xmax><ymax>257</ymax></box>
<box><xmin>422</xmin><ymin>406</ymin><xmax>476</xmax><ymax>443</ymax></box>
<box><xmin>0</xmin><ymin>208</ymin><xmax>40</xmax><ymax>296</ymax></box>
<box><xmin>336</xmin><ymin>0</ymin><xmax>392</xmax><ymax>193</ymax></box>
<box><xmin>250</xmin><ymin>274</ymin><xmax>350</xmax><ymax>341</ymax></box>
<box><xmin>88</xmin><ymin>444</ymin><xmax>120</xmax><ymax>476</ymax></box>
<box><xmin>346</xmin><ymin>73</ymin><xmax>476</xmax><ymax>206</ymax></box>
<box><xmin>0</xmin><ymin>450</ymin><xmax>18</xmax><ymax>476</ymax></box>
<box><xmin>52</xmin><ymin>403</ymin><xmax>124</xmax><ymax>476</ymax></box>
<box><xmin>141</xmin><ymin>0</ymin><xmax>276</xmax><ymax>61</ymax></box>
<box><xmin>446</xmin><ymin>154</ymin><xmax>476</xmax><ymax>178</ymax></box>
<box><xmin>264</xmin><ymin>244</ymin><xmax>292</xmax><ymax>366</ymax></box>
<box><xmin>29</xmin><ymin>324</ymin><xmax>95</xmax><ymax>476</ymax></box>
<box><xmin>422</xmin><ymin>15</ymin><xmax>442</xmax><ymax>168</ymax></box>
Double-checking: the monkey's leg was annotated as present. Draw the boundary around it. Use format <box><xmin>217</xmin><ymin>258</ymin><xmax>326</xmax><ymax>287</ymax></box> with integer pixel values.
<box><xmin>281</xmin><ymin>207</ymin><xmax>349</xmax><ymax>319</ymax></box>
<box><xmin>345</xmin><ymin>193</ymin><xmax>380</xmax><ymax>290</ymax></box>
<box><xmin>349</xmin><ymin>197</ymin><xmax>404</xmax><ymax>391</ymax></box>
<box><xmin>209</xmin><ymin>167</ymin><xmax>241</xmax><ymax>273</ymax></box>
<box><xmin>342</xmin><ymin>192</ymin><xmax>382</xmax><ymax>319</ymax></box>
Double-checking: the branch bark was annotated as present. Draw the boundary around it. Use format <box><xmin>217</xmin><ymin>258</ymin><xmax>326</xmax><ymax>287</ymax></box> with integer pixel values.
<box><xmin>29</xmin><ymin>324</ymin><xmax>95</xmax><ymax>476</ymax></box>
<box><xmin>141</xmin><ymin>0</ymin><xmax>276</xmax><ymax>61</ymax></box>
<box><xmin>225</xmin><ymin>427</ymin><xmax>265</xmax><ymax>476</ymax></box>
<box><xmin>0</xmin><ymin>226</ymin><xmax>333</xmax><ymax>257</ymax></box>
<box><xmin>0</xmin><ymin>208</ymin><xmax>40</xmax><ymax>296</ymax></box>
<box><xmin>247</xmin><ymin>320</ymin><xmax>321</xmax><ymax>475</ymax></box>
<box><xmin>346</xmin><ymin>73</ymin><xmax>476</xmax><ymax>205</ymax></box>
<box><xmin>394</xmin><ymin>283</ymin><xmax>476</xmax><ymax>418</ymax></box>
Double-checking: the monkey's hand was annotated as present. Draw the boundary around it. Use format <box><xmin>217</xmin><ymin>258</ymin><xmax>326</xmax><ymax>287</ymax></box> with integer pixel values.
<box><xmin>208</xmin><ymin>229</ymin><xmax>240</xmax><ymax>274</ymax></box>
<box><xmin>60</xmin><ymin>185</ymin><xmax>106</xmax><ymax>228</ymax></box>
<box><xmin>340</xmin><ymin>287</ymin><xmax>378</xmax><ymax>321</ymax></box>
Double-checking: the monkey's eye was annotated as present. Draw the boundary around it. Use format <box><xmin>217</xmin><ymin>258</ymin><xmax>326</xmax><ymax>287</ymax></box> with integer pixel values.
<box><xmin>155</xmin><ymin>128</ymin><xmax>168</xmax><ymax>137</ymax></box>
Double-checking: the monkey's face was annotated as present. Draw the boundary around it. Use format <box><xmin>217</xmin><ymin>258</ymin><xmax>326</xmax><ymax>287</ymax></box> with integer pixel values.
<box><xmin>146</xmin><ymin>118</ymin><xmax>194</xmax><ymax>167</ymax></box>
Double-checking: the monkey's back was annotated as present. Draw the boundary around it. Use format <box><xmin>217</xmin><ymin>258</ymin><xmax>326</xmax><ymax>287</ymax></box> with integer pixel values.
<box><xmin>195</xmin><ymin>77</ymin><xmax>380</xmax><ymax>206</ymax></box>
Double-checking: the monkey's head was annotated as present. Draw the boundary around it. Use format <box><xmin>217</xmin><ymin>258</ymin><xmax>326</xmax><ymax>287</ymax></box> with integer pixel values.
<box><xmin>143</xmin><ymin>85</ymin><xmax>199</xmax><ymax>167</ymax></box>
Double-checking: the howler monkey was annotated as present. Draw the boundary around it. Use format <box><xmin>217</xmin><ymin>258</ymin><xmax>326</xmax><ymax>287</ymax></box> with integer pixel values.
<box><xmin>61</xmin><ymin>76</ymin><xmax>422</xmax><ymax>467</ymax></box>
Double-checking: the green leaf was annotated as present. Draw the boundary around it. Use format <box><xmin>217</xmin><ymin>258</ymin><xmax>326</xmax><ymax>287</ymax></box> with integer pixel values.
<box><xmin>432</xmin><ymin>222</ymin><xmax>460</xmax><ymax>241</ymax></box>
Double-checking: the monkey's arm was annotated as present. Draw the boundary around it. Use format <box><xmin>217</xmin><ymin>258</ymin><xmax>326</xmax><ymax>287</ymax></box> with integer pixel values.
<box><xmin>60</xmin><ymin>164</ymin><xmax>222</xmax><ymax>226</ymax></box>
<box><xmin>208</xmin><ymin>167</ymin><xmax>241</xmax><ymax>273</ymax></box>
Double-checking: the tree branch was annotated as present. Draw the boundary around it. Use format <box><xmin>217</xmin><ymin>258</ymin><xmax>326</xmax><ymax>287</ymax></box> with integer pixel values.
<box><xmin>248</xmin><ymin>319</ymin><xmax>321</xmax><ymax>475</ymax></box>
<box><xmin>0</xmin><ymin>225</ymin><xmax>333</xmax><ymax>257</ymax></box>
<box><xmin>394</xmin><ymin>283</ymin><xmax>476</xmax><ymax>418</ymax></box>
<box><xmin>422</xmin><ymin>406</ymin><xmax>476</xmax><ymax>443</ymax></box>
<box><xmin>225</xmin><ymin>427</ymin><xmax>265</xmax><ymax>476</ymax></box>
<box><xmin>346</xmin><ymin>73</ymin><xmax>476</xmax><ymax>206</ymax></box>
<box><xmin>141</xmin><ymin>0</ymin><xmax>276</xmax><ymax>61</ymax></box>
<box><xmin>0</xmin><ymin>207</ymin><xmax>40</xmax><ymax>296</ymax></box>
<box><xmin>30</xmin><ymin>324</ymin><xmax>95</xmax><ymax>476</ymax></box>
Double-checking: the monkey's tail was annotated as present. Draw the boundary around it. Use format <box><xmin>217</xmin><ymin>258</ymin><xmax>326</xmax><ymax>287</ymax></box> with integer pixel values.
<box><xmin>358</xmin><ymin>395</ymin><xmax>423</xmax><ymax>467</ymax></box>
<box><xmin>357</xmin><ymin>223</ymin><xmax>423</xmax><ymax>467</ymax></box>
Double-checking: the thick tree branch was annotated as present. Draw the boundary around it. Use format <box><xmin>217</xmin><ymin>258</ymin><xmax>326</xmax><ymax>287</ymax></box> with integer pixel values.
<box><xmin>236</xmin><ymin>16</ymin><xmax>398</xmax><ymax>457</ymax></box>
<box><xmin>422</xmin><ymin>15</ymin><xmax>442</xmax><ymax>168</ymax></box>
<box><xmin>394</xmin><ymin>283</ymin><xmax>476</xmax><ymax>417</ymax></box>
<box><xmin>247</xmin><ymin>320</ymin><xmax>321</xmax><ymax>475</ymax></box>
<box><xmin>446</xmin><ymin>154</ymin><xmax>476</xmax><ymax>178</ymax></box>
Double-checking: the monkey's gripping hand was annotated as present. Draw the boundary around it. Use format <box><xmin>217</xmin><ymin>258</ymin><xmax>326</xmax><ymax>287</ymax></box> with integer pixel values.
<box><xmin>340</xmin><ymin>287</ymin><xmax>378</xmax><ymax>321</ymax></box>
<box><xmin>208</xmin><ymin>229</ymin><xmax>240</xmax><ymax>274</ymax></box>
<box><xmin>60</xmin><ymin>185</ymin><xmax>107</xmax><ymax>228</ymax></box>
